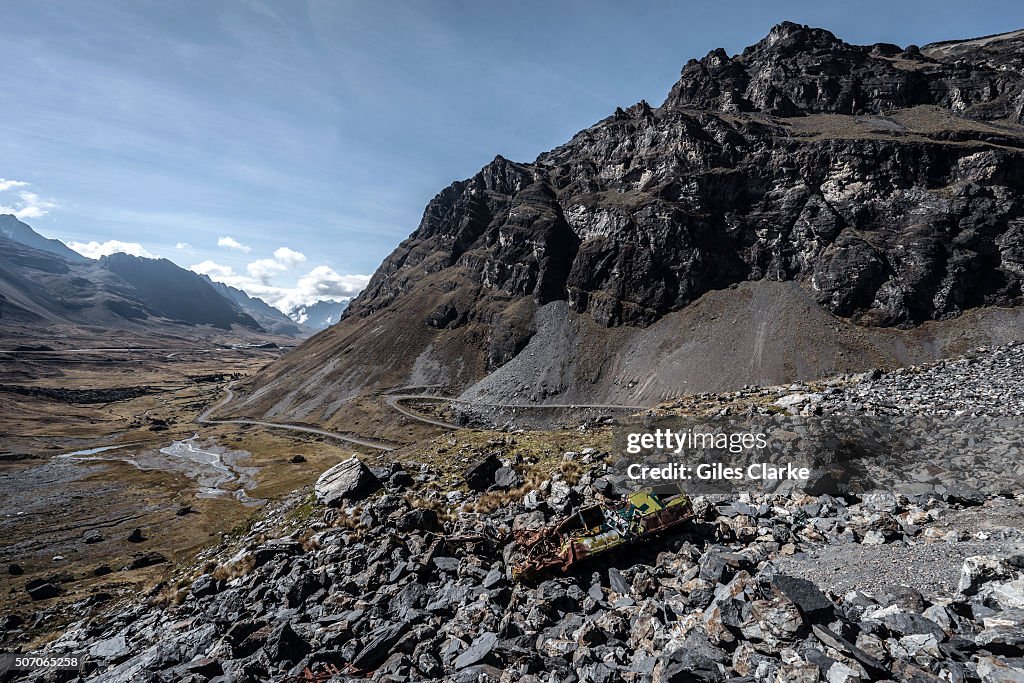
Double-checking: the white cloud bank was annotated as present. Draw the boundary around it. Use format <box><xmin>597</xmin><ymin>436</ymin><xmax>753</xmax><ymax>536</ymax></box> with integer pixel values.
<box><xmin>190</xmin><ymin>257</ymin><xmax>369</xmax><ymax>313</ymax></box>
<box><xmin>285</xmin><ymin>266</ymin><xmax>367</xmax><ymax>310</ymax></box>
<box><xmin>0</xmin><ymin>179</ymin><xmax>57</xmax><ymax>219</ymax></box>
<box><xmin>247</xmin><ymin>258</ymin><xmax>287</xmax><ymax>281</ymax></box>
<box><xmin>68</xmin><ymin>240</ymin><xmax>155</xmax><ymax>259</ymax></box>
<box><xmin>244</xmin><ymin>245</ymin><xmax>308</xmax><ymax>282</ymax></box>
<box><xmin>217</xmin><ymin>236</ymin><xmax>251</xmax><ymax>253</ymax></box>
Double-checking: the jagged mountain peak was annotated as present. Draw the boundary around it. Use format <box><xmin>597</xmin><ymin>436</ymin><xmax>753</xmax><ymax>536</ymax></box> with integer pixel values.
<box><xmin>99</xmin><ymin>252</ymin><xmax>262</xmax><ymax>331</ymax></box>
<box><xmin>288</xmin><ymin>299</ymin><xmax>348</xmax><ymax>330</ymax></box>
<box><xmin>665</xmin><ymin>22</ymin><xmax>1024</xmax><ymax>120</ymax></box>
<box><xmin>750</xmin><ymin>21</ymin><xmax>847</xmax><ymax>53</ymax></box>
<box><xmin>347</xmin><ymin>23</ymin><xmax>1024</xmax><ymax>333</ymax></box>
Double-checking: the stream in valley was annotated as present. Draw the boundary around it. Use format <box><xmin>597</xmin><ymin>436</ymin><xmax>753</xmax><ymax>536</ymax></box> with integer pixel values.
<box><xmin>57</xmin><ymin>436</ymin><xmax>263</xmax><ymax>506</ymax></box>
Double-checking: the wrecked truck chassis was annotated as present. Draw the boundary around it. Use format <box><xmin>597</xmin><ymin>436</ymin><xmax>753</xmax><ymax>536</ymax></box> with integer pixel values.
<box><xmin>511</xmin><ymin>490</ymin><xmax>694</xmax><ymax>581</ymax></box>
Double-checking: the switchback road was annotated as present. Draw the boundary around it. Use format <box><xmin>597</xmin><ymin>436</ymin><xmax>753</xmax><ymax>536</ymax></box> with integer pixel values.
<box><xmin>198</xmin><ymin>384</ymin><xmax>396</xmax><ymax>452</ymax></box>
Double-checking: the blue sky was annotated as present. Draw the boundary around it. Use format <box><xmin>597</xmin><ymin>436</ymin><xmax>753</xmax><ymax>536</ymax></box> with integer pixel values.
<box><xmin>2</xmin><ymin>0</ymin><xmax>1022</xmax><ymax>311</ymax></box>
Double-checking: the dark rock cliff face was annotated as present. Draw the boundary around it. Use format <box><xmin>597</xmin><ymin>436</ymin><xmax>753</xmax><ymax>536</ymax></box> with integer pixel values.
<box><xmin>666</xmin><ymin>23</ymin><xmax>1024</xmax><ymax>120</ymax></box>
<box><xmin>236</xmin><ymin>24</ymin><xmax>1024</xmax><ymax>422</ymax></box>
<box><xmin>348</xmin><ymin>23</ymin><xmax>1024</xmax><ymax>333</ymax></box>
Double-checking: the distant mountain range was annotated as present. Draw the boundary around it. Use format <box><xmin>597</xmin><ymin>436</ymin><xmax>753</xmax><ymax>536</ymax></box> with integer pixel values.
<box><xmin>287</xmin><ymin>299</ymin><xmax>347</xmax><ymax>330</ymax></box>
<box><xmin>201</xmin><ymin>275</ymin><xmax>309</xmax><ymax>337</ymax></box>
<box><xmin>0</xmin><ymin>235</ymin><xmax>262</xmax><ymax>331</ymax></box>
<box><xmin>0</xmin><ymin>215</ymin><xmax>346</xmax><ymax>337</ymax></box>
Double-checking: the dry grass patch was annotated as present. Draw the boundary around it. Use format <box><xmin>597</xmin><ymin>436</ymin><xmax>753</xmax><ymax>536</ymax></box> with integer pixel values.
<box><xmin>152</xmin><ymin>585</ymin><xmax>189</xmax><ymax>607</ymax></box>
<box><xmin>211</xmin><ymin>554</ymin><xmax>256</xmax><ymax>582</ymax></box>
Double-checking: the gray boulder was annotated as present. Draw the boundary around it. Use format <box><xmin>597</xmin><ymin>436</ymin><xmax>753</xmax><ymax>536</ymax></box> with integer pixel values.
<box><xmin>494</xmin><ymin>466</ymin><xmax>523</xmax><ymax>490</ymax></box>
<box><xmin>315</xmin><ymin>457</ymin><xmax>383</xmax><ymax>506</ymax></box>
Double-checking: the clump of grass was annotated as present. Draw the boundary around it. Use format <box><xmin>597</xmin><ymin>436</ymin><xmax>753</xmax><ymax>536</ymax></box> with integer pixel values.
<box><xmin>467</xmin><ymin>463</ymin><xmax>563</xmax><ymax>514</ymax></box>
<box><xmin>152</xmin><ymin>585</ymin><xmax>189</xmax><ymax>607</ymax></box>
<box><xmin>298</xmin><ymin>528</ymin><xmax>320</xmax><ymax>552</ymax></box>
<box><xmin>404</xmin><ymin>493</ymin><xmax>455</xmax><ymax>522</ymax></box>
<box><xmin>211</xmin><ymin>554</ymin><xmax>256</xmax><ymax>581</ymax></box>
<box><xmin>468</xmin><ymin>488</ymin><xmax>522</xmax><ymax>514</ymax></box>
<box><xmin>558</xmin><ymin>459</ymin><xmax>586</xmax><ymax>484</ymax></box>
<box><xmin>320</xmin><ymin>505</ymin><xmax>363</xmax><ymax>531</ymax></box>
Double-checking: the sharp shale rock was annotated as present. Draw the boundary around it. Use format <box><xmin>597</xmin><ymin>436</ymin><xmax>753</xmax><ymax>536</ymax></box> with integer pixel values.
<box><xmin>235</xmin><ymin>24</ymin><xmax>1024</xmax><ymax>420</ymax></box>
<box><xmin>18</xmin><ymin>347</ymin><xmax>1024</xmax><ymax>682</ymax></box>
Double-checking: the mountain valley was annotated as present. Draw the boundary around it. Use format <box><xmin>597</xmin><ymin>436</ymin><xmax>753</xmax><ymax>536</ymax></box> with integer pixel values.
<box><xmin>5</xmin><ymin>19</ymin><xmax>1024</xmax><ymax>683</ymax></box>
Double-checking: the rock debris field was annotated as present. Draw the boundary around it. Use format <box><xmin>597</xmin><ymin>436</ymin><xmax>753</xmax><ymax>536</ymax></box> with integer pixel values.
<box><xmin>7</xmin><ymin>344</ymin><xmax>1024</xmax><ymax>682</ymax></box>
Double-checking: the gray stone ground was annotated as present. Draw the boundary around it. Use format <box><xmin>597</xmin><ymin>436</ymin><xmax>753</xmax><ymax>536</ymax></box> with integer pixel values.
<box><xmin>7</xmin><ymin>344</ymin><xmax>1024</xmax><ymax>682</ymax></box>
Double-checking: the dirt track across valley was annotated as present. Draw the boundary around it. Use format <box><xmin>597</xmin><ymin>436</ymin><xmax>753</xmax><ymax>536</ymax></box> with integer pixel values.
<box><xmin>204</xmin><ymin>382</ymin><xmax>648</xmax><ymax>448</ymax></box>
<box><xmin>198</xmin><ymin>384</ymin><xmax>398</xmax><ymax>451</ymax></box>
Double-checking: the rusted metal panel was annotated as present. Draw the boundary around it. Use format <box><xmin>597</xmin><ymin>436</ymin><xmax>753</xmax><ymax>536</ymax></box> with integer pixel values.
<box><xmin>511</xmin><ymin>489</ymin><xmax>693</xmax><ymax>580</ymax></box>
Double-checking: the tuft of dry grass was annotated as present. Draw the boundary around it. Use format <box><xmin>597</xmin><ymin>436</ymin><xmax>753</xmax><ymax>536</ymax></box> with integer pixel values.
<box><xmin>152</xmin><ymin>585</ymin><xmax>189</xmax><ymax>607</ymax></box>
<box><xmin>298</xmin><ymin>528</ymin><xmax>320</xmax><ymax>552</ymax></box>
<box><xmin>404</xmin><ymin>493</ymin><xmax>454</xmax><ymax>522</ymax></box>
<box><xmin>558</xmin><ymin>459</ymin><xmax>586</xmax><ymax>484</ymax></box>
<box><xmin>211</xmin><ymin>554</ymin><xmax>256</xmax><ymax>581</ymax></box>
<box><xmin>466</xmin><ymin>456</ymin><xmax>596</xmax><ymax>514</ymax></box>
<box><xmin>466</xmin><ymin>489</ymin><xmax>521</xmax><ymax>514</ymax></box>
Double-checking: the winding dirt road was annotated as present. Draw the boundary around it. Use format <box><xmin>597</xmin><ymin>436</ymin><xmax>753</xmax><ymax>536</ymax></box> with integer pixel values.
<box><xmin>383</xmin><ymin>394</ymin><xmax>465</xmax><ymax>430</ymax></box>
<box><xmin>198</xmin><ymin>384</ymin><xmax>396</xmax><ymax>452</ymax></box>
<box><xmin>384</xmin><ymin>393</ymin><xmax>648</xmax><ymax>429</ymax></box>
<box><xmin>200</xmin><ymin>384</ymin><xmax>649</xmax><ymax>452</ymax></box>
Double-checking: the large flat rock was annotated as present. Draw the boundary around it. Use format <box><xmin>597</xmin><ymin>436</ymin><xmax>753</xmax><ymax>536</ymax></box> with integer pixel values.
<box><xmin>315</xmin><ymin>457</ymin><xmax>382</xmax><ymax>507</ymax></box>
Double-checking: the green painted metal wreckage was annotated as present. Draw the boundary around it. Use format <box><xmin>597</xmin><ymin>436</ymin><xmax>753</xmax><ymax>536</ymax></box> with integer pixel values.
<box><xmin>511</xmin><ymin>488</ymin><xmax>695</xmax><ymax>581</ymax></box>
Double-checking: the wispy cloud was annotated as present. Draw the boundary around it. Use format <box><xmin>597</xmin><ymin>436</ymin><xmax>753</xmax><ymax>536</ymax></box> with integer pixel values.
<box><xmin>217</xmin><ymin>236</ymin><xmax>251</xmax><ymax>253</ymax></box>
<box><xmin>0</xmin><ymin>179</ymin><xmax>57</xmax><ymax>220</ymax></box>
<box><xmin>174</xmin><ymin>241</ymin><xmax>191</xmax><ymax>249</ymax></box>
<box><xmin>68</xmin><ymin>239</ymin><xmax>155</xmax><ymax>259</ymax></box>
<box><xmin>0</xmin><ymin>178</ymin><xmax>29</xmax><ymax>192</ymax></box>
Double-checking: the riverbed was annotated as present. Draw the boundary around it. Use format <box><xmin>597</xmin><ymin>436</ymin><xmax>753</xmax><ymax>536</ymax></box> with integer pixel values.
<box><xmin>58</xmin><ymin>436</ymin><xmax>263</xmax><ymax>505</ymax></box>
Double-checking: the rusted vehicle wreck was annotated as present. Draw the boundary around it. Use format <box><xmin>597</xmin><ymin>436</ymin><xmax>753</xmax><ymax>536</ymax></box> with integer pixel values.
<box><xmin>511</xmin><ymin>488</ymin><xmax>694</xmax><ymax>581</ymax></box>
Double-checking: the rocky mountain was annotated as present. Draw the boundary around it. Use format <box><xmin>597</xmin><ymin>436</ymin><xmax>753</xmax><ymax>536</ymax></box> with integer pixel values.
<box><xmin>98</xmin><ymin>253</ymin><xmax>264</xmax><ymax>331</ymax></box>
<box><xmin>0</xmin><ymin>237</ymin><xmax>262</xmax><ymax>332</ymax></box>
<box><xmin>233</xmin><ymin>23</ymin><xmax>1024</xmax><ymax>426</ymax></box>
<box><xmin>288</xmin><ymin>299</ymin><xmax>348</xmax><ymax>330</ymax></box>
<box><xmin>0</xmin><ymin>214</ymin><xmax>88</xmax><ymax>263</ymax></box>
<box><xmin>201</xmin><ymin>275</ymin><xmax>310</xmax><ymax>337</ymax></box>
